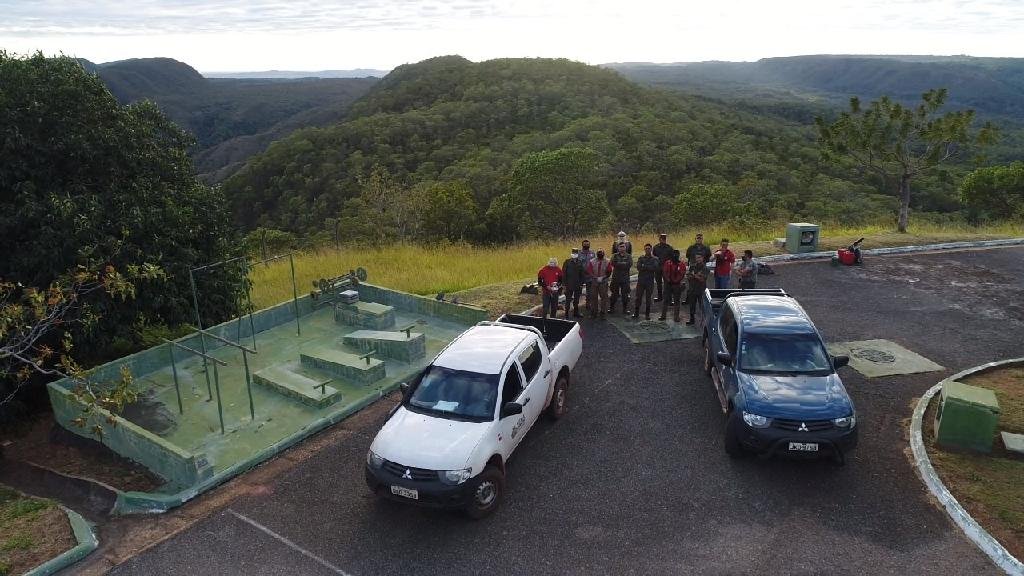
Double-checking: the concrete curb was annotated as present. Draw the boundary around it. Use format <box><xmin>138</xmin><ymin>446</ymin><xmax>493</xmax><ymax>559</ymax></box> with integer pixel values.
<box><xmin>23</xmin><ymin>506</ymin><xmax>99</xmax><ymax>576</ymax></box>
<box><xmin>910</xmin><ymin>358</ymin><xmax>1024</xmax><ymax>576</ymax></box>
<box><xmin>112</xmin><ymin>381</ymin><xmax>402</xmax><ymax>514</ymax></box>
<box><xmin>518</xmin><ymin>238</ymin><xmax>1024</xmax><ymax>316</ymax></box>
<box><xmin>759</xmin><ymin>237</ymin><xmax>1024</xmax><ymax>264</ymax></box>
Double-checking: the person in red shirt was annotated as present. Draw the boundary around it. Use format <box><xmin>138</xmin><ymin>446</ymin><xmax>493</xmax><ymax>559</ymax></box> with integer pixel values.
<box><xmin>537</xmin><ymin>258</ymin><xmax>563</xmax><ymax>319</ymax></box>
<box><xmin>658</xmin><ymin>250</ymin><xmax>687</xmax><ymax>322</ymax></box>
<box><xmin>712</xmin><ymin>238</ymin><xmax>735</xmax><ymax>289</ymax></box>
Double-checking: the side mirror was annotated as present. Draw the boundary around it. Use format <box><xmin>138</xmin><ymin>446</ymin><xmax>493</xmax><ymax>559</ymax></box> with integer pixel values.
<box><xmin>716</xmin><ymin>351</ymin><xmax>732</xmax><ymax>367</ymax></box>
<box><xmin>399</xmin><ymin>382</ymin><xmax>411</xmax><ymax>397</ymax></box>
<box><xmin>500</xmin><ymin>401</ymin><xmax>523</xmax><ymax>419</ymax></box>
<box><xmin>832</xmin><ymin>355</ymin><xmax>850</xmax><ymax>369</ymax></box>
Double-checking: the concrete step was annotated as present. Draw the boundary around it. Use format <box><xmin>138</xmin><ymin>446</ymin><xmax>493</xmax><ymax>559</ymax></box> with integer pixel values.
<box><xmin>342</xmin><ymin>329</ymin><xmax>426</xmax><ymax>362</ymax></box>
<box><xmin>299</xmin><ymin>349</ymin><xmax>386</xmax><ymax>386</ymax></box>
<box><xmin>334</xmin><ymin>301</ymin><xmax>396</xmax><ymax>330</ymax></box>
<box><xmin>252</xmin><ymin>364</ymin><xmax>342</xmax><ymax>408</ymax></box>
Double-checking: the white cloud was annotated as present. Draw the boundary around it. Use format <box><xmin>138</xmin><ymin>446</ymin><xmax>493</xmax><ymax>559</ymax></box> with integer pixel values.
<box><xmin>1</xmin><ymin>0</ymin><xmax>1021</xmax><ymax>70</ymax></box>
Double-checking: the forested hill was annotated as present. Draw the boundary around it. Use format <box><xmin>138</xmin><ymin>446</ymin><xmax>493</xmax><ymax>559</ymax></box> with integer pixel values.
<box><xmin>223</xmin><ymin>56</ymin><xmax>918</xmax><ymax>243</ymax></box>
<box><xmin>81</xmin><ymin>58</ymin><xmax>378</xmax><ymax>182</ymax></box>
<box><xmin>605</xmin><ymin>56</ymin><xmax>1024</xmax><ymax>122</ymax></box>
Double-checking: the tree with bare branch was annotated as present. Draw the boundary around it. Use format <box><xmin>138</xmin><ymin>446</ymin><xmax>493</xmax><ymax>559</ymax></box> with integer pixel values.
<box><xmin>816</xmin><ymin>88</ymin><xmax>997</xmax><ymax>233</ymax></box>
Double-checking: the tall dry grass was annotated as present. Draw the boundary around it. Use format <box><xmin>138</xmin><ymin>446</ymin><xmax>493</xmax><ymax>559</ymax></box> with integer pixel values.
<box><xmin>247</xmin><ymin>219</ymin><xmax>1022</xmax><ymax>309</ymax></box>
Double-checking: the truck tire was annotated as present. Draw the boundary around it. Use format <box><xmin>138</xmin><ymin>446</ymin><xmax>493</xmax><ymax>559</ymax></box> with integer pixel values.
<box><xmin>703</xmin><ymin>336</ymin><xmax>713</xmax><ymax>376</ymax></box>
<box><xmin>464</xmin><ymin>466</ymin><xmax>504</xmax><ymax>520</ymax></box>
<box><xmin>724</xmin><ymin>411</ymin><xmax>744</xmax><ymax>458</ymax></box>
<box><xmin>547</xmin><ymin>374</ymin><xmax>569</xmax><ymax>420</ymax></box>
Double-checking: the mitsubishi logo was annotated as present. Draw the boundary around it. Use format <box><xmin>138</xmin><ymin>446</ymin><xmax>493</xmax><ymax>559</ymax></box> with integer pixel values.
<box><xmin>798</xmin><ymin>422</ymin><xmax>809</xmax><ymax>432</ymax></box>
<box><xmin>402</xmin><ymin>469</ymin><xmax>412</xmax><ymax>480</ymax></box>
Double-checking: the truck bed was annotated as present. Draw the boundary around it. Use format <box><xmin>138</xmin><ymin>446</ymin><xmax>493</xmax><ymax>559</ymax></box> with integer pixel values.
<box><xmin>495</xmin><ymin>314</ymin><xmax>577</xmax><ymax>347</ymax></box>
<box><xmin>704</xmin><ymin>288</ymin><xmax>790</xmax><ymax>316</ymax></box>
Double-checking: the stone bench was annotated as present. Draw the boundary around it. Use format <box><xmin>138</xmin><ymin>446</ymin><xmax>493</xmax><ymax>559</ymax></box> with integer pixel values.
<box><xmin>342</xmin><ymin>330</ymin><xmax>426</xmax><ymax>362</ymax></box>
<box><xmin>334</xmin><ymin>301</ymin><xmax>396</xmax><ymax>330</ymax></box>
<box><xmin>252</xmin><ymin>364</ymin><xmax>342</xmax><ymax>408</ymax></box>
<box><xmin>300</xmin><ymin>349</ymin><xmax>385</xmax><ymax>386</ymax></box>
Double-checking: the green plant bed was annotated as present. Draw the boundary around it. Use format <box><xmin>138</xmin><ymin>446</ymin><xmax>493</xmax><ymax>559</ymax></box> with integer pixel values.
<box><xmin>0</xmin><ymin>486</ymin><xmax>76</xmax><ymax>576</ymax></box>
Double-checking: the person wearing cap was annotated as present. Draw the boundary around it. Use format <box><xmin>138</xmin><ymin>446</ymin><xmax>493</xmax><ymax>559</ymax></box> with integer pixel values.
<box><xmin>537</xmin><ymin>257</ymin><xmax>563</xmax><ymax>320</ymax></box>
<box><xmin>610</xmin><ymin>231</ymin><xmax>632</xmax><ymax>257</ymax></box>
<box><xmin>586</xmin><ymin>249</ymin><xmax>612</xmax><ymax>319</ymax></box>
<box><xmin>608</xmin><ymin>242</ymin><xmax>633</xmax><ymax>314</ymax></box>
<box><xmin>634</xmin><ymin>243</ymin><xmax>660</xmax><ymax>320</ymax></box>
<box><xmin>652</xmin><ymin>233</ymin><xmax>675</xmax><ymax>303</ymax></box>
<box><xmin>562</xmin><ymin>248</ymin><xmax>586</xmax><ymax>319</ymax></box>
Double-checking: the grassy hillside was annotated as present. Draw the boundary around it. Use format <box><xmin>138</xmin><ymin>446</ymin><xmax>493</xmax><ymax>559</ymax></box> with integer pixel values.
<box><xmin>225</xmin><ymin>56</ymin><xmax>936</xmax><ymax>242</ymax></box>
<box><xmin>81</xmin><ymin>58</ymin><xmax>378</xmax><ymax>181</ymax></box>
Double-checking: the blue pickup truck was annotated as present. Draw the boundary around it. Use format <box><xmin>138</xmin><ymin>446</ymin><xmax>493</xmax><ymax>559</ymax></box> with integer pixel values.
<box><xmin>700</xmin><ymin>288</ymin><xmax>857</xmax><ymax>462</ymax></box>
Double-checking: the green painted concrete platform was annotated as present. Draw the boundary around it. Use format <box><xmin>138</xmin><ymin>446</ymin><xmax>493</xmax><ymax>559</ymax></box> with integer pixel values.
<box><xmin>252</xmin><ymin>363</ymin><xmax>340</xmax><ymax>408</ymax></box>
<box><xmin>127</xmin><ymin>305</ymin><xmax>467</xmax><ymax>490</ymax></box>
<box><xmin>300</xmin><ymin>348</ymin><xmax>385</xmax><ymax>385</ymax></box>
<box><xmin>343</xmin><ymin>329</ymin><xmax>426</xmax><ymax>361</ymax></box>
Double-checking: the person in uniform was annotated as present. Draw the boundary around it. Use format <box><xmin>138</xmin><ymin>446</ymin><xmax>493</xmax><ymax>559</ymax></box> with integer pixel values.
<box><xmin>608</xmin><ymin>242</ymin><xmax>633</xmax><ymax>315</ymax></box>
<box><xmin>634</xmin><ymin>243</ymin><xmax>659</xmax><ymax>320</ymax></box>
<box><xmin>652</xmin><ymin>233</ymin><xmax>674</xmax><ymax>303</ymax></box>
<box><xmin>685</xmin><ymin>253</ymin><xmax>708</xmax><ymax>325</ymax></box>
<box><xmin>685</xmin><ymin>233</ymin><xmax>712</xmax><ymax>267</ymax></box>
<box><xmin>562</xmin><ymin>249</ymin><xmax>586</xmax><ymax>318</ymax></box>
<box><xmin>659</xmin><ymin>250</ymin><xmax>687</xmax><ymax>322</ymax></box>
<box><xmin>578</xmin><ymin>240</ymin><xmax>596</xmax><ymax>313</ymax></box>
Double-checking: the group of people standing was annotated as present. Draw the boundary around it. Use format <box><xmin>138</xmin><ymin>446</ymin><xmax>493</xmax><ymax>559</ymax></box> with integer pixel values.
<box><xmin>537</xmin><ymin>232</ymin><xmax>759</xmax><ymax>324</ymax></box>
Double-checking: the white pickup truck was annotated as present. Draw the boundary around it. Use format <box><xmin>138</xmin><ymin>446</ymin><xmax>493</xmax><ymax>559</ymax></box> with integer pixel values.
<box><xmin>365</xmin><ymin>314</ymin><xmax>583</xmax><ymax>518</ymax></box>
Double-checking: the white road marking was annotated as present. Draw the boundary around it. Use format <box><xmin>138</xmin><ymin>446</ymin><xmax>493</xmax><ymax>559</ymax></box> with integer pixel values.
<box><xmin>228</xmin><ymin>509</ymin><xmax>353</xmax><ymax>576</ymax></box>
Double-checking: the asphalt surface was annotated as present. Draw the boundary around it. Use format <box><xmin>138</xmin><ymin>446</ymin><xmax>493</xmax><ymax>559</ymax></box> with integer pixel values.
<box><xmin>109</xmin><ymin>246</ymin><xmax>1024</xmax><ymax>576</ymax></box>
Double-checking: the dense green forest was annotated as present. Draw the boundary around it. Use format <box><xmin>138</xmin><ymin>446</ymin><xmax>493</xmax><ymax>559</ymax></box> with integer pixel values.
<box><xmin>82</xmin><ymin>58</ymin><xmax>378</xmax><ymax>182</ymax></box>
<box><xmin>224</xmin><ymin>55</ymin><xmax>1003</xmax><ymax>244</ymax></box>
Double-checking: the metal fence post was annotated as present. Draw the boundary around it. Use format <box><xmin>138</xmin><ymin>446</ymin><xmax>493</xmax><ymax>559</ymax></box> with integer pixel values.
<box><xmin>189</xmin><ymin>269</ymin><xmax>213</xmax><ymax>400</ymax></box>
<box><xmin>290</xmin><ymin>252</ymin><xmax>301</xmax><ymax>336</ymax></box>
<box><xmin>168</xmin><ymin>343</ymin><xmax>183</xmax><ymax>415</ymax></box>
<box><xmin>213</xmin><ymin>361</ymin><xmax>224</xmax><ymax>435</ymax></box>
<box><xmin>242</xmin><ymin>349</ymin><xmax>254</xmax><ymax>421</ymax></box>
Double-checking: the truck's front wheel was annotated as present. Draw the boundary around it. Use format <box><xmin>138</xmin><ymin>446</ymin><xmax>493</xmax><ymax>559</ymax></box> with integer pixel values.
<box><xmin>464</xmin><ymin>466</ymin><xmax>504</xmax><ymax>520</ymax></box>
<box><xmin>547</xmin><ymin>374</ymin><xmax>569</xmax><ymax>420</ymax></box>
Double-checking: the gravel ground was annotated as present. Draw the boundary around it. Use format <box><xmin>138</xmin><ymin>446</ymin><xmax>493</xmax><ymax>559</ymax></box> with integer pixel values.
<box><xmin>108</xmin><ymin>246</ymin><xmax>1024</xmax><ymax>576</ymax></box>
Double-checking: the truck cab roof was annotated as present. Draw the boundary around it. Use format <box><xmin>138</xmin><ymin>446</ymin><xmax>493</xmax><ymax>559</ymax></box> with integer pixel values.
<box><xmin>730</xmin><ymin>295</ymin><xmax>817</xmax><ymax>335</ymax></box>
<box><xmin>433</xmin><ymin>325</ymin><xmax>531</xmax><ymax>374</ymax></box>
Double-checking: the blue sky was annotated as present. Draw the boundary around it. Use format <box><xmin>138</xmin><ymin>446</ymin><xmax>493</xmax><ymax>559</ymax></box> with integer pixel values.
<box><xmin>2</xmin><ymin>0</ymin><xmax>1022</xmax><ymax>72</ymax></box>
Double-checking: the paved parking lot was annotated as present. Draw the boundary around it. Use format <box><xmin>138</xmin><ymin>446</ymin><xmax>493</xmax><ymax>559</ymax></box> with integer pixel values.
<box><xmin>108</xmin><ymin>246</ymin><xmax>1023</xmax><ymax>576</ymax></box>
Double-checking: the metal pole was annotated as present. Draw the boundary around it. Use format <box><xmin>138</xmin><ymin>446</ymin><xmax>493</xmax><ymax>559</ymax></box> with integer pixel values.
<box><xmin>168</xmin><ymin>343</ymin><xmax>183</xmax><ymax>415</ymax></box>
<box><xmin>334</xmin><ymin>220</ymin><xmax>340</xmax><ymax>250</ymax></box>
<box><xmin>242</xmin><ymin>349</ymin><xmax>254</xmax><ymax>421</ymax></box>
<box><xmin>261</xmin><ymin>229</ymin><xmax>269</xmax><ymax>267</ymax></box>
<box><xmin>243</xmin><ymin>260</ymin><xmax>257</xmax><ymax>352</ymax></box>
<box><xmin>188</xmin><ymin>269</ymin><xmax>213</xmax><ymax>400</ymax></box>
<box><xmin>213</xmin><ymin>361</ymin><xmax>225</xmax><ymax>434</ymax></box>
<box><xmin>290</xmin><ymin>252</ymin><xmax>301</xmax><ymax>336</ymax></box>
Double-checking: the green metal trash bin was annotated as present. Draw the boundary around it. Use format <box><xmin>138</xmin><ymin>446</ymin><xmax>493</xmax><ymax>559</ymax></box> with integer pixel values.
<box><xmin>933</xmin><ymin>381</ymin><xmax>1000</xmax><ymax>453</ymax></box>
<box><xmin>785</xmin><ymin>223</ymin><xmax>820</xmax><ymax>253</ymax></box>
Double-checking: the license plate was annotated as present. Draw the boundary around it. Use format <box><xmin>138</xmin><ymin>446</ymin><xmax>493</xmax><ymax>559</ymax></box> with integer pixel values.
<box><xmin>788</xmin><ymin>442</ymin><xmax>819</xmax><ymax>452</ymax></box>
<box><xmin>390</xmin><ymin>485</ymin><xmax>418</xmax><ymax>500</ymax></box>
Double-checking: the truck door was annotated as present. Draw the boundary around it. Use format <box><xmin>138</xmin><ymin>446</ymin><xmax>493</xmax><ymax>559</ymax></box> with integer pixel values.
<box><xmin>714</xmin><ymin>306</ymin><xmax>739</xmax><ymax>410</ymax></box>
<box><xmin>517</xmin><ymin>339</ymin><xmax>549</xmax><ymax>428</ymax></box>
<box><xmin>498</xmin><ymin>362</ymin><xmax>528</xmax><ymax>455</ymax></box>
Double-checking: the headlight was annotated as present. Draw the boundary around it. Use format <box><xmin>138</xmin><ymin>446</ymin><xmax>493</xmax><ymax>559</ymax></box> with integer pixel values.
<box><xmin>742</xmin><ymin>411</ymin><xmax>771</xmax><ymax>428</ymax></box>
<box><xmin>366</xmin><ymin>450</ymin><xmax>385</xmax><ymax>469</ymax></box>
<box><xmin>833</xmin><ymin>415</ymin><xmax>856</xmax><ymax>428</ymax></box>
<box><xmin>439</xmin><ymin>468</ymin><xmax>473</xmax><ymax>485</ymax></box>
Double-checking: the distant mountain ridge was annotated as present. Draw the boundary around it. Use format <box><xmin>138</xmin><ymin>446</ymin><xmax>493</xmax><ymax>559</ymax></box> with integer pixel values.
<box><xmin>204</xmin><ymin>69</ymin><xmax>389</xmax><ymax>79</ymax></box>
<box><xmin>604</xmin><ymin>55</ymin><xmax>1024</xmax><ymax>122</ymax></box>
<box><xmin>79</xmin><ymin>57</ymin><xmax>378</xmax><ymax>182</ymax></box>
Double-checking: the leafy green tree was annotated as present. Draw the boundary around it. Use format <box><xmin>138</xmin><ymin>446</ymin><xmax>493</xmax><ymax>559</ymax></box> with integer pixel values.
<box><xmin>508</xmin><ymin>147</ymin><xmax>611</xmax><ymax>237</ymax></box>
<box><xmin>419</xmin><ymin>181</ymin><xmax>478</xmax><ymax>242</ymax></box>
<box><xmin>0</xmin><ymin>52</ymin><xmax>245</xmax><ymax>369</ymax></box>
<box><xmin>671</xmin><ymin>184</ymin><xmax>739</xmax><ymax>226</ymax></box>
<box><xmin>816</xmin><ymin>88</ymin><xmax>997</xmax><ymax>232</ymax></box>
<box><xmin>959</xmin><ymin>162</ymin><xmax>1024</xmax><ymax>221</ymax></box>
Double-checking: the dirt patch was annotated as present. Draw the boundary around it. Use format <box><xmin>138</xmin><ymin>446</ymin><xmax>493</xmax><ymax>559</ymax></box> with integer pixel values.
<box><xmin>922</xmin><ymin>366</ymin><xmax>1024</xmax><ymax>560</ymax></box>
<box><xmin>0</xmin><ymin>486</ymin><xmax>76</xmax><ymax>576</ymax></box>
<box><xmin>1</xmin><ymin>413</ymin><xmax>162</xmax><ymax>493</ymax></box>
<box><xmin>453</xmin><ymin>278</ymin><xmax>543</xmax><ymax>319</ymax></box>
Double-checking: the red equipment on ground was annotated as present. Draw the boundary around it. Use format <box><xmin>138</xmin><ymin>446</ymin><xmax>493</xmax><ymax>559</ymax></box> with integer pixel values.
<box><xmin>837</xmin><ymin>249</ymin><xmax>857</xmax><ymax>265</ymax></box>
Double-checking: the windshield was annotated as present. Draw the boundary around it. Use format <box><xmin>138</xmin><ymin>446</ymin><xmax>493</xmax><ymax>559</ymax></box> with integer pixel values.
<box><xmin>739</xmin><ymin>333</ymin><xmax>832</xmax><ymax>374</ymax></box>
<box><xmin>406</xmin><ymin>366</ymin><xmax>499</xmax><ymax>421</ymax></box>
